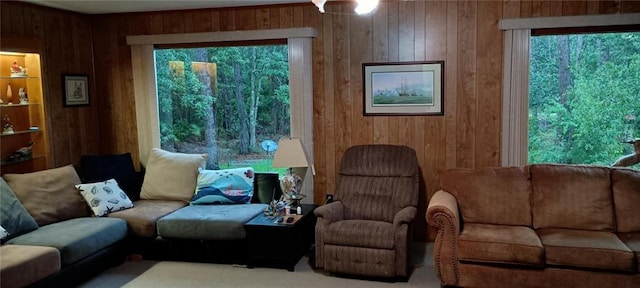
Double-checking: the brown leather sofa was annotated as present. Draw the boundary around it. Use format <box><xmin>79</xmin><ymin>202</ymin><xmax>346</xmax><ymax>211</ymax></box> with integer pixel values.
<box><xmin>427</xmin><ymin>164</ymin><xmax>640</xmax><ymax>288</ymax></box>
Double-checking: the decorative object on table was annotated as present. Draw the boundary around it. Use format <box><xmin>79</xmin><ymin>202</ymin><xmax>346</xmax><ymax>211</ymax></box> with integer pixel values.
<box><xmin>4</xmin><ymin>141</ymin><xmax>34</xmax><ymax>163</ymax></box>
<box><xmin>18</xmin><ymin>87</ymin><xmax>27</xmax><ymax>104</ymax></box>
<box><xmin>612</xmin><ymin>138</ymin><xmax>640</xmax><ymax>167</ymax></box>
<box><xmin>2</xmin><ymin>114</ymin><xmax>14</xmax><ymax>134</ymax></box>
<box><xmin>10</xmin><ymin>60</ymin><xmax>27</xmax><ymax>77</ymax></box>
<box><xmin>263</xmin><ymin>195</ymin><xmax>286</xmax><ymax>218</ymax></box>
<box><xmin>6</xmin><ymin>83</ymin><xmax>12</xmax><ymax>105</ymax></box>
<box><xmin>362</xmin><ymin>61</ymin><xmax>444</xmax><ymax>116</ymax></box>
<box><xmin>62</xmin><ymin>74</ymin><xmax>89</xmax><ymax>106</ymax></box>
<box><xmin>272</xmin><ymin>137</ymin><xmax>310</xmax><ymax>207</ymax></box>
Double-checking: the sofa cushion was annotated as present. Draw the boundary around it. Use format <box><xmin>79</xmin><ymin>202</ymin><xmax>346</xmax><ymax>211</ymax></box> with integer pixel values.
<box><xmin>531</xmin><ymin>164</ymin><xmax>614</xmax><ymax>231</ymax></box>
<box><xmin>617</xmin><ymin>232</ymin><xmax>640</xmax><ymax>273</ymax></box>
<box><xmin>79</xmin><ymin>152</ymin><xmax>142</xmax><ymax>201</ymax></box>
<box><xmin>157</xmin><ymin>204</ymin><xmax>266</xmax><ymax>240</ymax></box>
<box><xmin>538</xmin><ymin>228</ymin><xmax>635</xmax><ymax>272</ymax></box>
<box><xmin>441</xmin><ymin>166</ymin><xmax>532</xmax><ymax>226</ymax></box>
<box><xmin>0</xmin><ymin>178</ymin><xmax>38</xmax><ymax>240</ymax></box>
<box><xmin>77</xmin><ymin>179</ymin><xmax>135</xmax><ymax>217</ymax></box>
<box><xmin>458</xmin><ymin>223</ymin><xmax>544</xmax><ymax>267</ymax></box>
<box><xmin>611</xmin><ymin>168</ymin><xmax>640</xmax><ymax>233</ymax></box>
<box><xmin>140</xmin><ymin>148</ymin><xmax>207</xmax><ymax>203</ymax></box>
<box><xmin>3</xmin><ymin>165</ymin><xmax>90</xmax><ymax>226</ymax></box>
<box><xmin>108</xmin><ymin>199</ymin><xmax>186</xmax><ymax>238</ymax></box>
<box><xmin>192</xmin><ymin>167</ymin><xmax>255</xmax><ymax>205</ymax></box>
<box><xmin>0</xmin><ymin>245</ymin><xmax>61</xmax><ymax>288</ymax></box>
<box><xmin>6</xmin><ymin>217</ymin><xmax>127</xmax><ymax>265</ymax></box>
<box><xmin>324</xmin><ymin>220</ymin><xmax>395</xmax><ymax>249</ymax></box>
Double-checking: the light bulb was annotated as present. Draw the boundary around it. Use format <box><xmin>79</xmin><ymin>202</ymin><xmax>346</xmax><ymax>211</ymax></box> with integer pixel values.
<box><xmin>355</xmin><ymin>0</ymin><xmax>379</xmax><ymax>15</ymax></box>
<box><xmin>312</xmin><ymin>0</ymin><xmax>326</xmax><ymax>13</ymax></box>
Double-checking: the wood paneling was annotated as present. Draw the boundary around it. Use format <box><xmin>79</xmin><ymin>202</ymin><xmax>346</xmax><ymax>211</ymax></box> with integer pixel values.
<box><xmin>1</xmin><ymin>0</ymin><xmax>635</xmax><ymax>240</ymax></box>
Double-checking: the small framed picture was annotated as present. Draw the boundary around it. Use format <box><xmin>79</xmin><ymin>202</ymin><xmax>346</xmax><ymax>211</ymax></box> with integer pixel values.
<box><xmin>63</xmin><ymin>74</ymin><xmax>89</xmax><ymax>106</ymax></box>
<box><xmin>363</xmin><ymin>61</ymin><xmax>444</xmax><ymax>116</ymax></box>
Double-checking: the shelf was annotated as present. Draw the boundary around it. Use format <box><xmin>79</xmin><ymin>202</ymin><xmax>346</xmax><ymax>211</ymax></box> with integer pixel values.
<box><xmin>1</xmin><ymin>128</ymin><xmax>41</xmax><ymax>137</ymax></box>
<box><xmin>0</xmin><ymin>76</ymin><xmax>39</xmax><ymax>80</ymax></box>
<box><xmin>1</xmin><ymin>155</ymin><xmax>44</xmax><ymax>166</ymax></box>
<box><xmin>0</xmin><ymin>103</ymin><xmax>40</xmax><ymax>108</ymax></box>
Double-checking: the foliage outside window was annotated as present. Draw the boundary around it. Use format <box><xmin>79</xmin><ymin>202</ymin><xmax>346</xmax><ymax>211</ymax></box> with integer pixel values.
<box><xmin>155</xmin><ymin>45</ymin><xmax>290</xmax><ymax>172</ymax></box>
<box><xmin>528</xmin><ymin>32</ymin><xmax>640</xmax><ymax>169</ymax></box>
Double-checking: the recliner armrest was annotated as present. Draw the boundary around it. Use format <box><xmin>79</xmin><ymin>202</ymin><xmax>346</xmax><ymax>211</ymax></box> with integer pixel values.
<box><xmin>393</xmin><ymin>206</ymin><xmax>417</xmax><ymax>226</ymax></box>
<box><xmin>426</xmin><ymin>190</ymin><xmax>461</xmax><ymax>286</ymax></box>
<box><xmin>314</xmin><ymin>201</ymin><xmax>344</xmax><ymax>224</ymax></box>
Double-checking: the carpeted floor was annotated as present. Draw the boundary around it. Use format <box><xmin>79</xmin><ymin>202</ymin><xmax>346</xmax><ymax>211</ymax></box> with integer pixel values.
<box><xmin>76</xmin><ymin>242</ymin><xmax>440</xmax><ymax>287</ymax></box>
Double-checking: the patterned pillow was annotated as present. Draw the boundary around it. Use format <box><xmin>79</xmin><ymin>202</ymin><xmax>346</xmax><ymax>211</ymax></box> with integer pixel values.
<box><xmin>76</xmin><ymin>179</ymin><xmax>135</xmax><ymax>216</ymax></box>
<box><xmin>0</xmin><ymin>225</ymin><xmax>8</xmax><ymax>241</ymax></box>
<box><xmin>191</xmin><ymin>167</ymin><xmax>255</xmax><ymax>205</ymax></box>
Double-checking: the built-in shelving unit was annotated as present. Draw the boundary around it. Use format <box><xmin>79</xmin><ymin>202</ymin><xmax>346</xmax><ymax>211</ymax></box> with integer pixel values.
<box><xmin>0</xmin><ymin>50</ymin><xmax>49</xmax><ymax>175</ymax></box>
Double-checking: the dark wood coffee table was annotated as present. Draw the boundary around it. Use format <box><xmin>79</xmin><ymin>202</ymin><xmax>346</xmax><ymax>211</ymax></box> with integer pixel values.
<box><xmin>245</xmin><ymin>203</ymin><xmax>317</xmax><ymax>271</ymax></box>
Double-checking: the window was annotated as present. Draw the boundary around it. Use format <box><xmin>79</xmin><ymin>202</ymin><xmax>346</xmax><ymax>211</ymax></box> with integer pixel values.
<box><xmin>528</xmin><ymin>31</ymin><xmax>640</xmax><ymax>168</ymax></box>
<box><xmin>127</xmin><ymin>28</ymin><xmax>316</xmax><ymax>197</ymax></box>
<box><xmin>499</xmin><ymin>14</ymin><xmax>640</xmax><ymax>168</ymax></box>
<box><xmin>155</xmin><ymin>45</ymin><xmax>291</xmax><ymax>173</ymax></box>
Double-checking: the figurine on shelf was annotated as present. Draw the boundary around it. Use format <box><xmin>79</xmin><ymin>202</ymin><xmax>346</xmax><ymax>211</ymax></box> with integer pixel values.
<box><xmin>10</xmin><ymin>60</ymin><xmax>27</xmax><ymax>77</ymax></box>
<box><xmin>18</xmin><ymin>87</ymin><xmax>28</xmax><ymax>104</ymax></box>
<box><xmin>6</xmin><ymin>83</ymin><xmax>12</xmax><ymax>105</ymax></box>
<box><xmin>4</xmin><ymin>141</ymin><xmax>34</xmax><ymax>163</ymax></box>
<box><xmin>2</xmin><ymin>114</ymin><xmax>14</xmax><ymax>134</ymax></box>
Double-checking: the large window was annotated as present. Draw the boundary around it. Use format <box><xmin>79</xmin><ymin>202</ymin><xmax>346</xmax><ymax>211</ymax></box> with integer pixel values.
<box><xmin>528</xmin><ymin>31</ymin><xmax>640</xmax><ymax>168</ymax></box>
<box><xmin>155</xmin><ymin>45</ymin><xmax>290</xmax><ymax>172</ymax></box>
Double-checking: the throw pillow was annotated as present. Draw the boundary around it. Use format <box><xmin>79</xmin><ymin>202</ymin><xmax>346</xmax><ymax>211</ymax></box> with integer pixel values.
<box><xmin>79</xmin><ymin>152</ymin><xmax>142</xmax><ymax>201</ymax></box>
<box><xmin>76</xmin><ymin>179</ymin><xmax>135</xmax><ymax>216</ymax></box>
<box><xmin>3</xmin><ymin>165</ymin><xmax>90</xmax><ymax>226</ymax></box>
<box><xmin>0</xmin><ymin>225</ymin><xmax>8</xmax><ymax>241</ymax></box>
<box><xmin>191</xmin><ymin>167</ymin><xmax>255</xmax><ymax>205</ymax></box>
<box><xmin>0</xmin><ymin>177</ymin><xmax>38</xmax><ymax>240</ymax></box>
<box><xmin>140</xmin><ymin>148</ymin><xmax>207</xmax><ymax>203</ymax></box>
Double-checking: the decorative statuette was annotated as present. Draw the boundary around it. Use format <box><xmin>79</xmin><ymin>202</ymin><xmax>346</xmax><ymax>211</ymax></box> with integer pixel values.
<box><xmin>2</xmin><ymin>114</ymin><xmax>14</xmax><ymax>134</ymax></box>
<box><xmin>6</xmin><ymin>83</ymin><xmax>12</xmax><ymax>105</ymax></box>
<box><xmin>10</xmin><ymin>60</ymin><xmax>27</xmax><ymax>77</ymax></box>
<box><xmin>19</xmin><ymin>87</ymin><xmax>28</xmax><ymax>104</ymax></box>
<box><xmin>4</xmin><ymin>141</ymin><xmax>34</xmax><ymax>163</ymax></box>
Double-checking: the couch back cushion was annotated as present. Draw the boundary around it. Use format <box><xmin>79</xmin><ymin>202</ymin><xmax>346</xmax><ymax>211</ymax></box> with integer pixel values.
<box><xmin>611</xmin><ymin>168</ymin><xmax>640</xmax><ymax>233</ymax></box>
<box><xmin>0</xmin><ymin>177</ymin><xmax>39</xmax><ymax>239</ymax></box>
<box><xmin>531</xmin><ymin>164</ymin><xmax>614</xmax><ymax>231</ymax></box>
<box><xmin>441</xmin><ymin>166</ymin><xmax>532</xmax><ymax>226</ymax></box>
<box><xmin>140</xmin><ymin>148</ymin><xmax>207</xmax><ymax>203</ymax></box>
<box><xmin>3</xmin><ymin>165</ymin><xmax>90</xmax><ymax>226</ymax></box>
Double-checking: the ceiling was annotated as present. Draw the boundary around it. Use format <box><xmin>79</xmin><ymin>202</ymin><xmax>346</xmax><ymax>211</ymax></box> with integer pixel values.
<box><xmin>17</xmin><ymin>0</ymin><xmax>311</xmax><ymax>14</ymax></box>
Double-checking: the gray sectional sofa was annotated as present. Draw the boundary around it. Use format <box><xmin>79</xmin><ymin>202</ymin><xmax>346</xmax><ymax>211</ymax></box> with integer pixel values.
<box><xmin>1</xmin><ymin>150</ymin><xmax>284</xmax><ymax>288</ymax></box>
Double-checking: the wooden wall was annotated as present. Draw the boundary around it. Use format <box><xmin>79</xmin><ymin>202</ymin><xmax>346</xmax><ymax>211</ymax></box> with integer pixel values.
<box><xmin>2</xmin><ymin>0</ymin><xmax>639</xmax><ymax>240</ymax></box>
<box><xmin>1</xmin><ymin>2</ymin><xmax>99</xmax><ymax>168</ymax></box>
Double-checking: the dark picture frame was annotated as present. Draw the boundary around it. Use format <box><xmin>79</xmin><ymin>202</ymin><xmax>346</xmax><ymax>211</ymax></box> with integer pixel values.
<box><xmin>63</xmin><ymin>74</ymin><xmax>89</xmax><ymax>106</ymax></box>
<box><xmin>363</xmin><ymin>61</ymin><xmax>444</xmax><ymax>116</ymax></box>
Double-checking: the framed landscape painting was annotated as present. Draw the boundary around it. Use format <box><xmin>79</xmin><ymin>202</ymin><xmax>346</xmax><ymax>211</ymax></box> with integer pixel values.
<box><xmin>363</xmin><ymin>61</ymin><xmax>444</xmax><ymax>116</ymax></box>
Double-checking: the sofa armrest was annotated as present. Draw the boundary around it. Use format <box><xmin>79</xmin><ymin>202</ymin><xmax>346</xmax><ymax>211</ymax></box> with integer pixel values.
<box><xmin>393</xmin><ymin>206</ymin><xmax>417</xmax><ymax>227</ymax></box>
<box><xmin>426</xmin><ymin>190</ymin><xmax>461</xmax><ymax>286</ymax></box>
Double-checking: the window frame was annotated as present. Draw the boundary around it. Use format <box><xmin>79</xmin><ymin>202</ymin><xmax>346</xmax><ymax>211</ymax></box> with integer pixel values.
<box><xmin>127</xmin><ymin>28</ymin><xmax>316</xmax><ymax>200</ymax></box>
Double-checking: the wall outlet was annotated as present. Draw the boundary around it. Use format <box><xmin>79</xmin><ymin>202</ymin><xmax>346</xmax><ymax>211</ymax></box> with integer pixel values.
<box><xmin>326</xmin><ymin>194</ymin><xmax>334</xmax><ymax>203</ymax></box>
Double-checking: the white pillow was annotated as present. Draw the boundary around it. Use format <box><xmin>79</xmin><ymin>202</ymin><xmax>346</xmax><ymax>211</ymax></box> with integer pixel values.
<box><xmin>76</xmin><ymin>179</ymin><xmax>134</xmax><ymax>216</ymax></box>
<box><xmin>140</xmin><ymin>148</ymin><xmax>207</xmax><ymax>202</ymax></box>
<box><xmin>0</xmin><ymin>225</ymin><xmax>8</xmax><ymax>241</ymax></box>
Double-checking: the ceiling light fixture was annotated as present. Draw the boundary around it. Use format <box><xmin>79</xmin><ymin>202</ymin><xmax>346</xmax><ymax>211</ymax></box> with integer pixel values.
<box><xmin>354</xmin><ymin>0</ymin><xmax>379</xmax><ymax>15</ymax></box>
<box><xmin>312</xmin><ymin>0</ymin><xmax>379</xmax><ymax>15</ymax></box>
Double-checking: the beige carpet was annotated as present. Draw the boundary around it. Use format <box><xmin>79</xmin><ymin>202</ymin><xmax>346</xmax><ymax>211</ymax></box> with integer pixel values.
<box><xmin>77</xmin><ymin>243</ymin><xmax>440</xmax><ymax>288</ymax></box>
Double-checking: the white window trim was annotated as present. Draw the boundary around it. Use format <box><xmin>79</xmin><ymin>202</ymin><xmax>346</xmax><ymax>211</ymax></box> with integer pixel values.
<box><xmin>127</xmin><ymin>28</ymin><xmax>317</xmax><ymax>201</ymax></box>
<box><xmin>499</xmin><ymin>13</ymin><xmax>640</xmax><ymax>166</ymax></box>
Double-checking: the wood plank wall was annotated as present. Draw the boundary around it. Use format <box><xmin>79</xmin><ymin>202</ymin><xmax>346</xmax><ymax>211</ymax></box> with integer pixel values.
<box><xmin>2</xmin><ymin>0</ymin><xmax>639</xmax><ymax>240</ymax></box>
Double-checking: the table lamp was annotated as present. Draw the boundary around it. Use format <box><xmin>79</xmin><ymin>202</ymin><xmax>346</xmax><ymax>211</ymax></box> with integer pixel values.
<box><xmin>272</xmin><ymin>137</ymin><xmax>309</xmax><ymax>207</ymax></box>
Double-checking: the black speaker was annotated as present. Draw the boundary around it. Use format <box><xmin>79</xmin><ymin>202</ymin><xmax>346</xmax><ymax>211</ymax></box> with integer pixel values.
<box><xmin>252</xmin><ymin>172</ymin><xmax>282</xmax><ymax>204</ymax></box>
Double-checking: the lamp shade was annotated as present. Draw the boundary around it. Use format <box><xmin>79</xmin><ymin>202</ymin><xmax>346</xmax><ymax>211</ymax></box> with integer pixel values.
<box><xmin>272</xmin><ymin>137</ymin><xmax>309</xmax><ymax>168</ymax></box>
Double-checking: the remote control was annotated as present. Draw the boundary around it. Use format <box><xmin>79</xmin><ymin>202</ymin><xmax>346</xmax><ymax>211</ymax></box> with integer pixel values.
<box><xmin>286</xmin><ymin>217</ymin><xmax>294</xmax><ymax>223</ymax></box>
